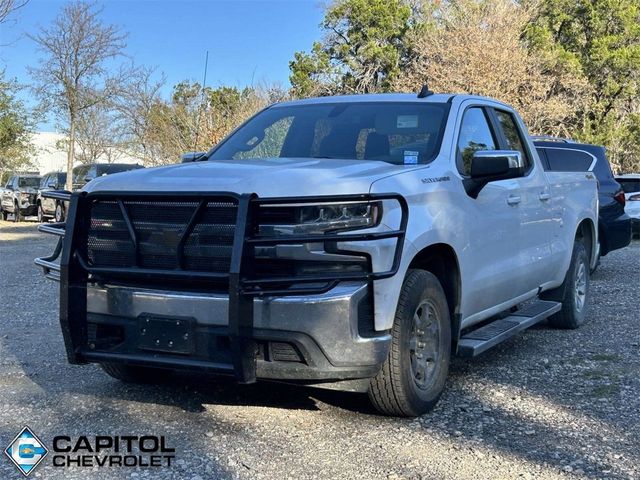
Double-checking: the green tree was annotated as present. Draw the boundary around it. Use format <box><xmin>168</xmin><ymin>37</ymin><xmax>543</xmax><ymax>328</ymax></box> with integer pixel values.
<box><xmin>527</xmin><ymin>0</ymin><xmax>640</xmax><ymax>171</ymax></box>
<box><xmin>0</xmin><ymin>72</ymin><xmax>34</xmax><ymax>183</ymax></box>
<box><xmin>289</xmin><ymin>0</ymin><xmax>413</xmax><ymax>96</ymax></box>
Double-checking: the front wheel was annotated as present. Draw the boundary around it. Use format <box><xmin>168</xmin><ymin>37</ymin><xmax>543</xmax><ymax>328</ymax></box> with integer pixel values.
<box><xmin>368</xmin><ymin>269</ymin><xmax>451</xmax><ymax>417</ymax></box>
<box><xmin>37</xmin><ymin>204</ymin><xmax>45</xmax><ymax>223</ymax></box>
<box><xmin>1</xmin><ymin>209</ymin><xmax>7</xmax><ymax>221</ymax></box>
<box><xmin>542</xmin><ymin>240</ymin><xmax>590</xmax><ymax>329</ymax></box>
<box><xmin>54</xmin><ymin>203</ymin><xmax>64</xmax><ymax>223</ymax></box>
<box><xmin>13</xmin><ymin>203</ymin><xmax>22</xmax><ymax>223</ymax></box>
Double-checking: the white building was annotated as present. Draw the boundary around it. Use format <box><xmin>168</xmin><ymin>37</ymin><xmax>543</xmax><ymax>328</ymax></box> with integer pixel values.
<box><xmin>31</xmin><ymin>132</ymin><xmax>140</xmax><ymax>175</ymax></box>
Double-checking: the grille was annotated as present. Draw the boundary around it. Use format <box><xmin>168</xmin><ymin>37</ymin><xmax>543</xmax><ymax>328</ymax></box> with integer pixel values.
<box><xmin>86</xmin><ymin>198</ymin><xmax>238</xmax><ymax>273</ymax></box>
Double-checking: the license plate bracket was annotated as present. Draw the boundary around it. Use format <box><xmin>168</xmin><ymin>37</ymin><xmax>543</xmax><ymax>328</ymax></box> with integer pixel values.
<box><xmin>137</xmin><ymin>315</ymin><xmax>196</xmax><ymax>354</ymax></box>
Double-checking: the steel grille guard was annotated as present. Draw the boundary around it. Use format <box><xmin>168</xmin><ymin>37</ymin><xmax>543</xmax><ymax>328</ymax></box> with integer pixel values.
<box><xmin>35</xmin><ymin>190</ymin><xmax>408</xmax><ymax>383</ymax></box>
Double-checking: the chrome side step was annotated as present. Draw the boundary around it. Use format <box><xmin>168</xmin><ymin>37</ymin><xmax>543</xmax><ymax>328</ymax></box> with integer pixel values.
<box><xmin>457</xmin><ymin>300</ymin><xmax>562</xmax><ymax>357</ymax></box>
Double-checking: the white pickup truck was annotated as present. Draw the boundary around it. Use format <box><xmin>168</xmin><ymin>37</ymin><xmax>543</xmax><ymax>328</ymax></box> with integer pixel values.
<box><xmin>36</xmin><ymin>91</ymin><xmax>598</xmax><ymax>416</ymax></box>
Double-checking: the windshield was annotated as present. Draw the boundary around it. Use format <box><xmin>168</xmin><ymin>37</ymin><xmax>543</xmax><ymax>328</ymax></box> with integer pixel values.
<box><xmin>19</xmin><ymin>177</ymin><xmax>40</xmax><ymax>188</ymax></box>
<box><xmin>209</xmin><ymin>102</ymin><xmax>449</xmax><ymax>165</ymax></box>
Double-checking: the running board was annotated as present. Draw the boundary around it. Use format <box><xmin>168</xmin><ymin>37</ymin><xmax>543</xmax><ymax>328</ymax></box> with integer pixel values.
<box><xmin>457</xmin><ymin>300</ymin><xmax>561</xmax><ymax>357</ymax></box>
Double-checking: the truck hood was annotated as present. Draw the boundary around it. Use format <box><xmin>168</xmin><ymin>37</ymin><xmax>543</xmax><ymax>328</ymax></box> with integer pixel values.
<box><xmin>84</xmin><ymin>158</ymin><xmax>410</xmax><ymax>197</ymax></box>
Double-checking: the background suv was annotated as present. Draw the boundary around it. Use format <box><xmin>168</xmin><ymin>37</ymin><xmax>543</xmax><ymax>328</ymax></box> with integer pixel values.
<box><xmin>615</xmin><ymin>174</ymin><xmax>640</xmax><ymax>236</ymax></box>
<box><xmin>50</xmin><ymin>163</ymin><xmax>145</xmax><ymax>222</ymax></box>
<box><xmin>534</xmin><ymin>138</ymin><xmax>631</xmax><ymax>264</ymax></box>
<box><xmin>1</xmin><ymin>173</ymin><xmax>41</xmax><ymax>222</ymax></box>
<box><xmin>72</xmin><ymin>163</ymin><xmax>144</xmax><ymax>190</ymax></box>
<box><xmin>37</xmin><ymin>171</ymin><xmax>67</xmax><ymax>222</ymax></box>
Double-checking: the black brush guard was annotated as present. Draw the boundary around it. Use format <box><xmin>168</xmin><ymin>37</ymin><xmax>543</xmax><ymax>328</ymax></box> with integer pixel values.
<box><xmin>35</xmin><ymin>190</ymin><xmax>408</xmax><ymax>383</ymax></box>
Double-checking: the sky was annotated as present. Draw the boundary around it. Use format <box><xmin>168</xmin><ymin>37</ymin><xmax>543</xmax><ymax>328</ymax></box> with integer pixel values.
<box><xmin>0</xmin><ymin>0</ymin><xmax>325</xmax><ymax>131</ymax></box>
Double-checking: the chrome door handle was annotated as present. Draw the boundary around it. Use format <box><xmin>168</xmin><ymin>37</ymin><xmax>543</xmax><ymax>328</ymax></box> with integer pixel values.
<box><xmin>507</xmin><ymin>195</ymin><xmax>521</xmax><ymax>205</ymax></box>
<box><xmin>539</xmin><ymin>193</ymin><xmax>551</xmax><ymax>202</ymax></box>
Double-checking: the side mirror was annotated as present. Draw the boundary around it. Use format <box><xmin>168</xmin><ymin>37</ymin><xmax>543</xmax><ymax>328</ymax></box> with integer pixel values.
<box><xmin>83</xmin><ymin>176</ymin><xmax>93</xmax><ymax>183</ymax></box>
<box><xmin>470</xmin><ymin>150</ymin><xmax>523</xmax><ymax>178</ymax></box>
<box><xmin>465</xmin><ymin>150</ymin><xmax>524</xmax><ymax>198</ymax></box>
<box><xmin>181</xmin><ymin>152</ymin><xmax>206</xmax><ymax>163</ymax></box>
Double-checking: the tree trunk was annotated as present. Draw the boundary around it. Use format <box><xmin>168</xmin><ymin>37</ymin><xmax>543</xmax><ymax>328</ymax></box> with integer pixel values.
<box><xmin>65</xmin><ymin>115</ymin><xmax>76</xmax><ymax>192</ymax></box>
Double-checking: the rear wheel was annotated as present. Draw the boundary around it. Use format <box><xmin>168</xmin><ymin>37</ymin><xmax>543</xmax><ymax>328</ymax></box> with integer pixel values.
<box><xmin>368</xmin><ymin>269</ymin><xmax>451</xmax><ymax>417</ymax></box>
<box><xmin>590</xmin><ymin>241</ymin><xmax>601</xmax><ymax>274</ymax></box>
<box><xmin>542</xmin><ymin>240</ymin><xmax>590</xmax><ymax>329</ymax></box>
<box><xmin>100</xmin><ymin>363</ymin><xmax>172</xmax><ymax>384</ymax></box>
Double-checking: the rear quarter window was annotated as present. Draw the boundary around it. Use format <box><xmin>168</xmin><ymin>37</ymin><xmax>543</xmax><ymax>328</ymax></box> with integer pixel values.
<box><xmin>540</xmin><ymin>148</ymin><xmax>593</xmax><ymax>172</ymax></box>
<box><xmin>618</xmin><ymin>179</ymin><xmax>640</xmax><ymax>193</ymax></box>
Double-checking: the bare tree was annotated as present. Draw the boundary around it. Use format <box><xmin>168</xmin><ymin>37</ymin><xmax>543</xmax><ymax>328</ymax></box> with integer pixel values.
<box><xmin>395</xmin><ymin>0</ymin><xmax>591</xmax><ymax>137</ymax></box>
<box><xmin>60</xmin><ymin>102</ymin><xmax>123</xmax><ymax>164</ymax></box>
<box><xmin>28</xmin><ymin>2</ymin><xmax>127</xmax><ymax>190</ymax></box>
<box><xmin>114</xmin><ymin>66</ymin><xmax>166</xmax><ymax>165</ymax></box>
<box><xmin>0</xmin><ymin>0</ymin><xmax>29</xmax><ymax>23</ymax></box>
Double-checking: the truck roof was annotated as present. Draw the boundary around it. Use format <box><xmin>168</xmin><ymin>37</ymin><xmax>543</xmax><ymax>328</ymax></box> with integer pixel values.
<box><xmin>274</xmin><ymin>92</ymin><xmax>511</xmax><ymax>108</ymax></box>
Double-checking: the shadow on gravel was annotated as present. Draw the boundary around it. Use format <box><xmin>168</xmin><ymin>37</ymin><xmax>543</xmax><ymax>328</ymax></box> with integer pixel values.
<box><xmin>27</xmin><ymin>366</ymin><xmax>376</xmax><ymax>415</ymax></box>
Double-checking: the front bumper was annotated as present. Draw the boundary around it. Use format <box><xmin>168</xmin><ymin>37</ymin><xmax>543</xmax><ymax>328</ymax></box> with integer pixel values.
<box><xmin>18</xmin><ymin>202</ymin><xmax>37</xmax><ymax>216</ymax></box>
<box><xmin>35</xmin><ymin>190</ymin><xmax>407</xmax><ymax>388</ymax></box>
<box><xmin>82</xmin><ymin>282</ymin><xmax>390</xmax><ymax>383</ymax></box>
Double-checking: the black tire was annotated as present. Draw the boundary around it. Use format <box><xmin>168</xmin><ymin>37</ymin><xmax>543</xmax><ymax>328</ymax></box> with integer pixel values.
<box><xmin>368</xmin><ymin>269</ymin><xmax>451</xmax><ymax>417</ymax></box>
<box><xmin>1</xmin><ymin>209</ymin><xmax>7</xmax><ymax>221</ymax></box>
<box><xmin>590</xmin><ymin>242</ymin><xmax>601</xmax><ymax>274</ymax></box>
<box><xmin>541</xmin><ymin>240</ymin><xmax>590</xmax><ymax>329</ymax></box>
<box><xmin>100</xmin><ymin>363</ymin><xmax>171</xmax><ymax>384</ymax></box>
<box><xmin>13</xmin><ymin>203</ymin><xmax>22</xmax><ymax>222</ymax></box>
<box><xmin>37</xmin><ymin>204</ymin><xmax>45</xmax><ymax>223</ymax></box>
<box><xmin>54</xmin><ymin>202</ymin><xmax>64</xmax><ymax>223</ymax></box>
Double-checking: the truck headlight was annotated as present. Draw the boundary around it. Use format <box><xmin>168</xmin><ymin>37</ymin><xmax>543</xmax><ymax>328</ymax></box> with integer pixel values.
<box><xmin>259</xmin><ymin>202</ymin><xmax>381</xmax><ymax>236</ymax></box>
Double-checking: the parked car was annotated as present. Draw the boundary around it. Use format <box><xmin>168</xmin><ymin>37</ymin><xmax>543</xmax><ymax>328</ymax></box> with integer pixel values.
<box><xmin>37</xmin><ymin>171</ymin><xmax>68</xmax><ymax>222</ymax></box>
<box><xmin>50</xmin><ymin>163</ymin><xmax>145</xmax><ymax>222</ymax></box>
<box><xmin>72</xmin><ymin>163</ymin><xmax>145</xmax><ymax>191</ymax></box>
<box><xmin>534</xmin><ymin>138</ymin><xmax>631</xmax><ymax>263</ymax></box>
<box><xmin>615</xmin><ymin>173</ymin><xmax>640</xmax><ymax>236</ymax></box>
<box><xmin>36</xmin><ymin>92</ymin><xmax>598</xmax><ymax>417</ymax></box>
<box><xmin>1</xmin><ymin>173</ymin><xmax>41</xmax><ymax>222</ymax></box>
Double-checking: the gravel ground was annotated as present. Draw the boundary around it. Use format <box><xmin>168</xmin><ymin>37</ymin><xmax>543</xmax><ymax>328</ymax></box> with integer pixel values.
<box><xmin>1</xmin><ymin>219</ymin><xmax>639</xmax><ymax>480</ymax></box>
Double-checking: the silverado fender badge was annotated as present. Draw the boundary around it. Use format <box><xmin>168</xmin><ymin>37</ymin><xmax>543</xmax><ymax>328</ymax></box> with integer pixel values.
<box><xmin>421</xmin><ymin>176</ymin><xmax>451</xmax><ymax>184</ymax></box>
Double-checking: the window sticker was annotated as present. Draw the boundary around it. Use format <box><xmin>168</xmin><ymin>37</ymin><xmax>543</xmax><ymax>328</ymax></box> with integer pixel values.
<box><xmin>397</xmin><ymin>115</ymin><xmax>418</xmax><ymax>129</ymax></box>
<box><xmin>404</xmin><ymin>150</ymin><xmax>419</xmax><ymax>164</ymax></box>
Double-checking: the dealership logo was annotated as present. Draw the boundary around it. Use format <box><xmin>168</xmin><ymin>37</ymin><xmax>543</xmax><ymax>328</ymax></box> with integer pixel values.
<box><xmin>4</xmin><ymin>426</ymin><xmax>49</xmax><ymax>476</ymax></box>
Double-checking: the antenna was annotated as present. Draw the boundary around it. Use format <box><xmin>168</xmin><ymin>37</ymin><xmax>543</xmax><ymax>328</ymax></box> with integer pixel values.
<box><xmin>192</xmin><ymin>51</ymin><xmax>209</xmax><ymax>157</ymax></box>
<box><xmin>417</xmin><ymin>83</ymin><xmax>433</xmax><ymax>98</ymax></box>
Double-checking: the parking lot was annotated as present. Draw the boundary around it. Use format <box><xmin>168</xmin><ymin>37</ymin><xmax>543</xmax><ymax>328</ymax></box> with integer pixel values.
<box><xmin>1</xmin><ymin>219</ymin><xmax>639</xmax><ymax>480</ymax></box>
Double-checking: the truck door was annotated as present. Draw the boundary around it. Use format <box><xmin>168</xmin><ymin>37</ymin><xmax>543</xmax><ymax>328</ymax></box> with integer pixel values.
<box><xmin>490</xmin><ymin>108</ymin><xmax>556</xmax><ymax>291</ymax></box>
<box><xmin>455</xmin><ymin>106</ymin><xmax>527</xmax><ymax>315</ymax></box>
